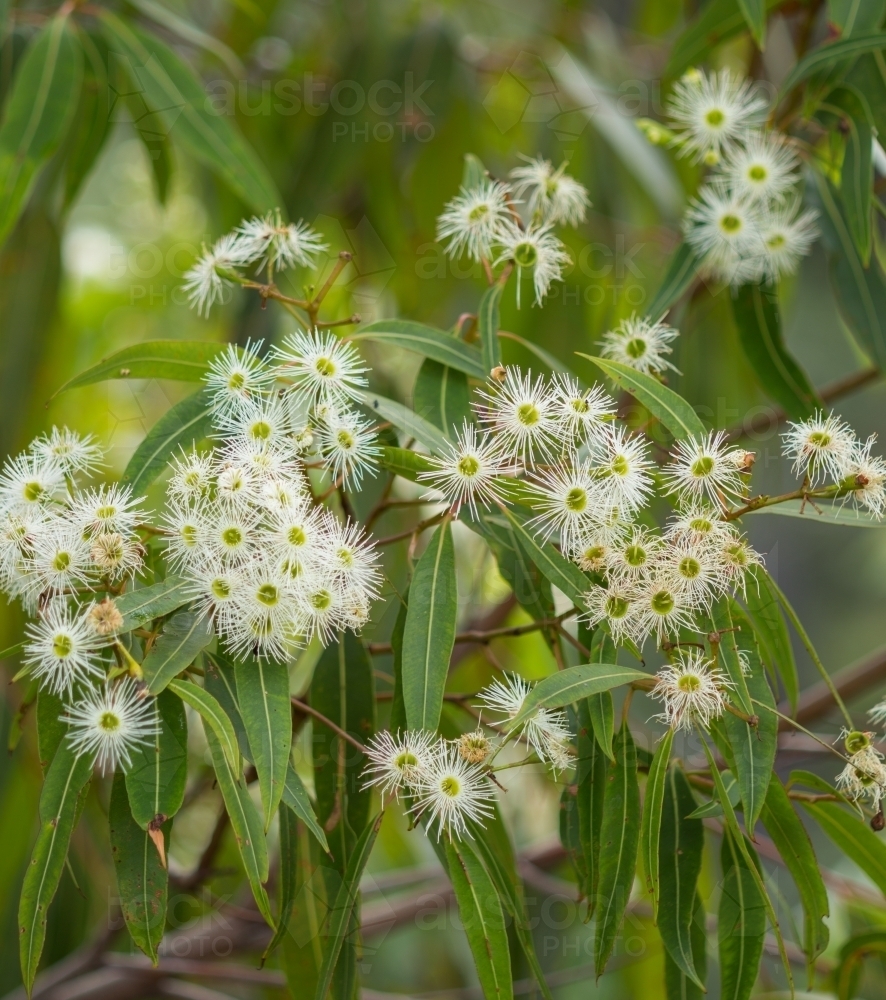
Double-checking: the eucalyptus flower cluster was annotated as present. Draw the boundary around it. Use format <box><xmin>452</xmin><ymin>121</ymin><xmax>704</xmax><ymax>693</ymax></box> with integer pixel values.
<box><xmin>0</xmin><ymin>429</ymin><xmax>159</xmax><ymax>773</ymax></box>
<box><xmin>436</xmin><ymin>154</ymin><xmax>589</xmax><ymax>306</ymax></box>
<box><xmin>167</xmin><ymin>335</ymin><xmax>383</xmax><ymax>660</ymax></box>
<box><xmin>183</xmin><ymin>210</ymin><xmax>329</xmax><ymax>316</ymax></box>
<box><xmin>641</xmin><ymin>67</ymin><xmax>818</xmax><ymax>286</ymax></box>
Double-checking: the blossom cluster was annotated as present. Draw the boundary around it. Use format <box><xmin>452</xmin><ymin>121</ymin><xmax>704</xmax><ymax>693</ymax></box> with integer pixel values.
<box><xmin>167</xmin><ymin>334</ymin><xmax>383</xmax><ymax>660</ymax></box>
<box><xmin>362</xmin><ymin>672</ymin><xmax>572</xmax><ymax>838</ymax></box>
<box><xmin>655</xmin><ymin>68</ymin><xmax>819</xmax><ymax>285</ymax></box>
<box><xmin>183</xmin><ymin>210</ymin><xmax>329</xmax><ymax>316</ymax></box>
<box><xmin>436</xmin><ymin>155</ymin><xmax>589</xmax><ymax>306</ymax></box>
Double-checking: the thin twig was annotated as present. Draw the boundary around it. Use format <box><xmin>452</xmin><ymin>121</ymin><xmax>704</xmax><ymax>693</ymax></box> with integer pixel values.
<box><xmin>291</xmin><ymin>697</ymin><xmax>366</xmax><ymax>755</ymax></box>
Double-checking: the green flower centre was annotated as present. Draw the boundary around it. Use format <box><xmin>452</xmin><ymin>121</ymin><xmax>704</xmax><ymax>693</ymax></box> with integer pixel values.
<box><xmin>677</xmin><ymin>673</ymin><xmax>702</xmax><ymax>693</ymax></box>
<box><xmin>337</xmin><ymin>547</ymin><xmax>355</xmax><ymax>568</ymax></box>
<box><xmin>250</xmin><ymin>420</ymin><xmax>272</xmax><ymax>441</ymax></box>
<box><xmin>808</xmin><ymin>431</ymin><xmax>831</xmax><ymax>448</ymax></box>
<box><xmin>99</xmin><ymin>711</ymin><xmax>121</xmax><ymax>732</ymax></box>
<box><xmin>611</xmin><ymin>455</ymin><xmax>630</xmax><ymax>477</ymax></box>
<box><xmin>748</xmin><ymin>164</ymin><xmax>767</xmax><ymax>182</ymax></box>
<box><xmin>440</xmin><ymin>776</ymin><xmax>461</xmax><ymax>797</ymax></box>
<box><xmin>228</xmin><ymin>371</ymin><xmax>246</xmax><ymax>391</ymax></box>
<box><xmin>689</xmin><ymin>517</ymin><xmax>712</xmax><ymax>533</ymax></box>
<box><xmin>845</xmin><ymin>730</ymin><xmax>872</xmax><ymax>754</ymax></box>
<box><xmin>571</xmin><ymin>397</ymin><xmax>589</xmax><ymax>414</ymax></box>
<box><xmin>705</xmin><ymin>108</ymin><xmax>725</xmax><ymax>127</ymax></box>
<box><xmin>310</xmin><ymin>589</ymin><xmax>332</xmax><ymax>611</ymax></box>
<box><xmin>222</xmin><ymin>526</ymin><xmax>243</xmax><ymax>547</ymax></box>
<box><xmin>720</xmin><ymin>213</ymin><xmax>742</xmax><ymax>233</ymax></box>
<box><xmin>513</xmin><ymin>242</ymin><xmax>538</xmax><ymax>268</ymax></box>
<box><xmin>678</xmin><ymin>556</ymin><xmax>701</xmax><ymax>579</ymax></box>
<box><xmin>23</xmin><ymin>481</ymin><xmax>45</xmax><ymax>502</ymax></box>
<box><xmin>211</xmin><ymin>578</ymin><xmax>231</xmax><ymax>599</ymax></box>
<box><xmin>181</xmin><ymin>524</ymin><xmax>198</xmax><ymax>546</ymax></box>
<box><xmin>468</xmin><ymin>203</ymin><xmax>489</xmax><ymax>222</ymax></box>
<box><xmin>52</xmin><ymin>551</ymin><xmax>71</xmax><ymax>572</ymax></box>
<box><xmin>516</xmin><ymin>402</ymin><xmax>540</xmax><ymax>426</ymax></box>
<box><xmin>767</xmin><ymin>233</ymin><xmax>786</xmax><ymax>249</ymax></box>
<box><xmin>606</xmin><ymin>596</ymin><xmax>629</xmax><ymax>619</ymax></box>
<box><xmin>625</xmin><ymin>337</ymin><xmax>647</xmax><ymax>359</ymax></box>
<box><xmin>690</xmin><ymin>455</ymin><xmax>715</xmax><ymax>478</ymax></box>
<box><xmin>336</xmin><ymin>429</ymin><xmax>356</xmax><ymax>450</ymax></box>
<box><xmin>624</xmin><ymin>544</ymin><xmax>646</xmax><ymax>567</ymax></box>
<box><xmin>96</xmin><ymin>505</ymin><xmax>117</xmax><ymax>521</ymax></box>
<box><xmin>288</xmin><ymin>525</ymin><xmax>307</xmax><ymax>547</ymax></box>
<box><xmin>564</xmin><ymin>487</ymin><xmax>587</xmax><ymax>513</ymax></box>
<box><xmin>457</xmin><ymin>455</ymin><xmax>480</xmax><ymax>478</ymax></box>
<box><xmin>396</xmin><ymin>751</ymin><xmax>418</xmax><ymax>770</ymax></box>
<box><xmin>256</xmin><ymin>583</ymin><xmax>279</xmax><ymax>607</ymax></box>
<box><xmin>651</xmin><ymin>589</ymin><xmax>675</xmax><ymax>615</ymax></box>
<box><xmin>583</xmin><ymin>545</ymin><xmax>606</xmax><ymax>563</ymax></box>
<box><xmin>53</xmin><ymin>634</ymin><xmax>73</xmax><ymax>658</ymax></box>
<box><xmin>184</xmin><ymin>471</ymin><xmax>202</xmax><ymax>488</ymax></box>
<box><xmin>315</xmin><ymin>357</ymin><xmax>336</xmax><ymax>378</ymax></box>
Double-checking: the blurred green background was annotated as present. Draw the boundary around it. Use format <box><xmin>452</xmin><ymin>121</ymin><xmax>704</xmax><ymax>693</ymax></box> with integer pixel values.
<box><xmin>3</xmin><ymin>0</ymin><xmax>886</xmax><ymax>996</ymax></box>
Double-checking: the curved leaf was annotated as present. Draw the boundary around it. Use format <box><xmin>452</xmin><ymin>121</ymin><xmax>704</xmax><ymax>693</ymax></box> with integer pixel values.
<box><xmin>719</xmin><ymin>829</ymin><xmax>766</xmax><ymax>1000</ymax></box>
<box><xmin>478</xmin><ymin>283</ymin><xmax>503</xmax><ymax>374</ymax></box>
<box><xmin>578</xmin><ymin>354</ymin><xmax>706</xmax><ymax>440</ymax></box>
<box><xmin>125</xmin><ymin>688</ymin><xmax>187</xmax><ymax>829</ymax></box>
<box><xmin>835</xmin><ymin>930</ymin><xmax>886</xmax><ymax>1000</ymax></box>
<box><xmin>711</xmin><ymin>597</ymin><xmax>753</xmax><ymax>716</ymax></box>
<box><xmin>780</xmin><ymin>32</ymin><xmax>886</xmax><ymax>95</ymax></box>
<box><xmin>0</xmin><ymin>14</ymin><xmax>83</xmax><ymax>246</ymax></box>
<box><xmin>749</xmin><ymin>498</ymin><xmax>886</xmax><ymax>526</ymax></box>
<box><xmin>18</xmin><ymin>741</ymin><xmax>93</xmax><ymax>994</ymax></box>
<box><xmin>499</xmin><ymin>330</ymin><xmax>577</xmax><ymax>379</ymax></box>
<box><xmin>377</xmin><ymin>444</ymin><xmax>435</xmax><ymax>483</ymax></box>
<box><xmin>167</xmin><ymin>678</ymin><xmax>239</xmax><ymax>774</ymax></box>
<box><xmin>127</xmin><ymin>0</ymin><xmax>245</xmax><ymax>77</ymax></box>
<box><xmin>834</xmin><ymin>86</ymin><xmax>874</xmax><ymax>263</ymax></box>
<box><xmin>663</xmin><ymin>893</ymin><xmax>706</xmax><ymax>1000</ymax></box>
<box><xmin>594</xmin><ymin>723</ymin><xmax>640</xmax><ymax>977</ymax></box>
<box><xmin>53</xmin><ymin>340</ymin><xmax>235</xmax><ymax>396</ymax></box>
<box><xmin>115</xmin><ymin>575</ymin><xmax>191</xmax><ymax>633</ymax></box>
<box><xmin>282</xmin><ymin>766</ymin><xmax>329</xmax><ymax>855</ymax></box>
<box><xmin>110</xmin><ymin>773</ymin><xmax>168</xmax><ymax>963</ymax></box>
<box><xmin>738</xmin><ymin>0</ymin><xmax>766</xmax><ymax>46</ymax></box>
<box><xmin>357</xmin><ymin>389</ymin><xmax>449</xmax><ymax>455</ymax></box>
<box><xmin>644</xmin><ymin>242</ymin><xmax>698</xmax><ymax>319</ymax></box>
<box><xmin>236</xmin><ymin>656</ymin><xmax>292</xmax><ymax>831</ymax></box>
<box><xmin>640</xmin><ymin>726</ymin><xmax>674</xmax><ymax>921</ymax></box>
<box><xmin>312</xmin><ymin>813</ymin><xmax>384</xmax><ymax>1000</ymax></box>
<box><xmin>121</xmin><ymin>389</ymin><xmax>213</xmax><ymax>494</ymax></box>
<box><xmin>446</xmin><ymin>838</ymin><xmax>513</xmax><ymax>1000</ymax></box>
<box><xmin>731</xmin><ymin>283</ymin><xmax>820</xmax><ymax>419</ymax></box>
<box><xmin>741</xmin><ymin>566</ymin><xmax>799</xmax><ymax>713</ymax></box>
<box><xmin>413</xmin><ymin>359</ymin><xmax>472</xmax><ymax>439</ymax></box>
<box><xmin>510</xmin><ymin>664</ymin><xmax>648</xmax><ymax>727</ymax></box>
<box><xmin>98</xmin><ymin>13</ymin><xmax>280</xmax><ymax>212</ymax></box>
<box><xmin>142</xmin><ymin>610</ymin><xmax>214</xmax><ymax>695</ymax></box>
<box><xmin>666</xmin><ymin>0</ymin><xmax>787</xmax><ymax>76</ymax></box>
<box><xmin>500</xmin><ymin>507</ymin><xmax>592</xmax><ymax>606</ymax></box>
<box><xmin>802</xmin><ymin>798</ymin><xmax>886</xmax><ymax>895</ymax></box>
<box><xmin>760</xmin><ymin>775</ymin><xmax>829</xmax><ymax>977</ymax></box>
<box><xmin>658</xmin><ymin>766</ymin><xmax>705</xmax><ymax>989</ymax></box>
<box><xmin>352</xmin><ymin>320</ymin><xmax>485</xmax><ymax>378</ymax></box>
<box><xmin>577</xmin><ymin>699</ymin><xmax>608</xmax><ymax>918</ymax></box>
<box><xmin>403</xmin><ymin>522</ymin><xmax>457</xmax><ymax>732</ymax></box>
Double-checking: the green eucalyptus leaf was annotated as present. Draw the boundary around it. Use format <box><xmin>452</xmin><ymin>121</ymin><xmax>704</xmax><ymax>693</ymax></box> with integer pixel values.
<box><xmin>577</xmin><ymin>699</ymin><xmax>608</xmax><ymax>917</ymax></box>
<box><xmin>719</xmin><ymin>828</ymin><xmax>766</xmax><ymax>1000</ymax></box>
<box><xmin>644</xmin><ymin>242</ymin><xmax>698</xmax><ymax>319</ymax></box>
<box><xmin>413</xmin><ymin>359</ymin><xmax>472</xmax><ymax>439</ymax></box>
<box><xmin>357</xmin><ymin>390</ymin><xmax>449</xmax><ymax>455</ymax></box>
<box><xmin>167</xmin><ymin>678</ymin><xmax>239</xmax><ymax>774</ymax></box>
<box><xmin>142</xmin><ymin>610</ymin><xmax>214</xmax><ymax>695</ymax></box>
<box><xmin>510</xmin><ymin>664</ymin><xmax>648</xmax><ymax>727</ymax></box>
<box><xmin>125</xmin><ymin>688</ymin><xmax>187</xmax><ymax>829</ymax></box>
<box><xmin>115</xmin><ymin>576</ymin><xmax>191</xmax><ymax>632</ymax></box>
<box><xmin>478</xmin><ymin>283</ymin><xmax>503</xmax><ymax>374</ymax></box>
<box><xmin>741</xmin><ymin>566</ymin><xmax>799</xmax><ymax>713</ymax></box>
<box><xmin>781</xmin><ymin>31</ymin><xmax>886</xmax><ymax>96</ymax></box>
<box><xmin>639</xmin><ymin>726</ymin><xmax>674</xmax><ymax>921</ymax></box>
<box><xmin>801</xmin><ymin>797</ymin><xmax>886</xmax><ymax>894</ymax></box>
<box><xmin>352</xmin><ymin>320</ymin><xmax>485</xmax><ymax>378</ymax></box>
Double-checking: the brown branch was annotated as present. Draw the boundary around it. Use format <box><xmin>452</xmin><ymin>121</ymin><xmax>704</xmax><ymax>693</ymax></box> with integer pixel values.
<box><xmin>291</xmin><ymin>696</ymin><xmax>366</xmax><ymax>754</ymax></box>
<box><xmin>376</xmin><ymin>509</ymin><xmax>447</xmax><ymax>546</ymax></box>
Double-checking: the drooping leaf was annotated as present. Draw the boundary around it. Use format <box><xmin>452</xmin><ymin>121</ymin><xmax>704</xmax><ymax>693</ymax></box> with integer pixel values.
<box><xmin>125</xmin><ymin>688</ymin><xmax>187</xmax><ymax>829</ymax></box>
<box><xmin>62</xmin><ymin>36</ymin><xmax>112</xmax><ymax>208</ymax></box>
<box><xmin>587</xmin><ymin>631</ymin><xmax>617</xmax><ymax>759</ymax></box>
<box><xmin>115</xmin><ymin>575</ymin><xmax>191</xmax><ymax>633</ymax></box>
<box><xmin>445</xmin><ymin>838</ymin><xmax>513</xmax><ymax>1000</ymax></box>
<box><xmin>98</xmin><ymin>13</ymin><xmax>280</xmax><ymax>212</ymax></box>
<box><xmin>389</xmin><ymin>592</ymin><xmax>409</xmax><ymax>735</ymax></box>
<box><xmin>760</xmin><ymin>775</ymin><xmax>829</xmax><ymax>977</ymax></box>
<box><xmin>0</xmin><ymin>14</ymin><xmax>83</xmax><ymax>246</ymax></box>
<box><xmin>311</xmin><ymin>632</ymin><xmax>375</xmax><ymax>870</ymax></box>
<box><xmin>643</xmin><ymin>242</ymin><xmax>698</xmax><ymax>319</ymax></box>
<box><xmin>498</xmin><ymin>329</ymin><xmax>577</xmax><ymax>378</ymax></box>
<box><xmin>282</xmin><ymin>766</ymin><xmax>329</xmax><ymax>856</ymax></box>
<box><xmin>749</xmin><ymin>498</ymin><xmax>886</xmax><ymax>526</ymax></box>
<box><xmin>352</xmin><ymin>320</ymin><xmax>485</xmax><ymax>378</ymax></box>
<box><xmin>109</xmin><ymin>773</ymin><xmax>168</xmax><ymax>962</ymax></box>
<box><xmin>639</xmin><ymin>726</ymin><xmax>674</xmax><ymax>921</ymax></box>
<box><xmin>833</xmin><ymin>86</ymin><xmax>874</xmax><ymax>263</ymax></box>
<box><xmin>731</xmin><ymin>283</ymin><xmax>820</xmax><ymax>420</ymax></box>
<box><xmin>802</xmin><ymin>797</ymin><xmax>886</xmax><ymax>895</ymax></box>
<box><xmin>142</xmin><ymin>610</ymin><xmax>214</xmax><ymax>695</ymax></box>
<box><xmin>594</xmin><ymin>723</ymin><xmax>641</xmax><ymax>976</ymax></box>
<box><xmin>663</xmin><ymin>894</ymin><xmax>707</xmax><ymax>1000</ymax></box>
<box><xmin>478</xmin><ymin>282</ymin><xmax>503</xmax><ymax>374</ymax></box>
<box><xmin>235</xmin><ymin>656</ymin><xmax>292</xmax><ymax>831</ymax></box>
<box><xmin>578</xmin><ymin>354</ymin><xmax>706</xmax><ymax>440</ymax></box>
<box><xmin>576</xmin><ymin>699</ymin><xmax>608</xmax><ymax>917</ymax></box>
<box><xmin>780</xmin><ymin>32</ymin><xmax>886</xmax><ymax>95</ymax></box>
<box><xmin>834</xmin><ymin>930</ymin><xmax>886</xmax><ymax>1000</ymax></box>
<box><xmin>36</xmin><ymin>689</ymin><xmax>66</xmax><ymax>774</ymax></box>
<box><xmin>121</xmin><ymin>389</ymin><xmax>213</xmax><ymax>495</ymax></box>
<box><xmin>127</xmin><ymin>0</ymin><xmax>245</xmax><ymax>76</ymax></box>
<box><xmin>738</xmin><ymin>0</ymin><xmax>766</xmax><ymax>46</ymax></box>
<box><xmin>710</xmin><ymin>597</ymin><xmax>753</xmax><ymax>716</ymax></box>
<box><xmin>53</xmin><ymin>340</ymin><xmax>237</xmax><ymax>396</ymax></box>
<box><xmin>666</xmin><ymin>0</ymin><xmax>787</xmax><ymax>76</ymax></box>
<box><xmin>204</xmin><ymin>726</ymin><xmax>273</xmax><ymax>926</ymax></box>
<box><xmin>18</xmin><ymin>741</ymin><xmax>93</xmax><ymax>994</ymax></box>
<box><xmin>402</xmin><ymin>522</ymin><xmax>457</xmax><ymax>733</ymax></box>
<box><xmin>658</xmin><ymin>766</ymin><xmax>705</xmax><ymax>988</ymax></box>
<box><xmin>357</xmin><ymin>389</ymin><xmax>449</xmax><ymax>455</ymax></box>
<box><xmin>741</xmin><ymin>565</ymin><xmax>799</xmax><ymax>712</ymax></box>
<box><xmin>262</xmin><ymin>801</ymin><xmax>299</xmax><ymax>961</ymax></box>
<box><xmin>413</xmin><ymin>359</ymin><xmax>472</xmax><ymax>439</ymax></box>
<box><xmin>719</xmin><ymin>828</ymin><xmax>766</xmax><ymax>1000</ymax></box>
<box><xmin>312</xmin><ymin>813</ymin><xmax>383</xmax><ymax>1000</ymax></box>
<box><xmin>167</xmin><ymin>678</ymin><xmax>239</xmax><ymax>774</ymax></box>
<box><xmin>510</xmin><ymin>664</ymin><xmax>648</xmax><ymax>727</ymax></box>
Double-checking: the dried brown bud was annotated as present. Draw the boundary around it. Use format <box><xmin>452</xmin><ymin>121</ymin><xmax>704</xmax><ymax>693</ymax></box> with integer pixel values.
<box><xmin>458</xmin><ymin>729</ymin><xmax>492</xmax><ymax>765</ymax></box>
<box><xmin>87</xmin><ymin>597</ymin><xmax>124</xmax><ymax>637</ymax></box>
<box><xmin>872</xmin><ymin>809</ymin><xmax>885</xmax><ymax>832</ymax></box>
<box><xmin>489</xmin><ymin>365</ymin><xmax>507</xmax><ymax>383</ymax></box>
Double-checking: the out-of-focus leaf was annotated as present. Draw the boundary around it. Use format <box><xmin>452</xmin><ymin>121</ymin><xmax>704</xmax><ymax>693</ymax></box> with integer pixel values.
<box><xmin>833</xmin><ymin>87</ymin><xmax>874</xmax><ymax>263</ymax></box>
<box><xmin>835</xmin><ymin>930</ymin><xmax>886</xmax><ymax>1000</ymax></box>
<box><xmin>357</xmin><ymin>389</ymin><xmax>449</xmax><ymax>455</ymax></box>
<box><xmin>0</xmin><ymin>14</ymin><xmax>82</xmax><ymax>246</ymax></box>
<box><xmin>116</xmin><ymin>576</ymin><xmax>190</xmax><ymax>632</ymax></box>
<box><xmin>640</xmin><ymin>726</ymin><xmax>673</xmax><ymax>921</ymax></box>
<box><xmin>236</xmin><ymin>656</ymin><xmax>292</xmax><ymax>831</ymax></box>
<box><xmin>478</xmin><ymin>283</ymin><xmax>503</xmax><ymax>374</ymax></box>
<box><xmin>731</xmin><ymin>283</ymin><xmax>820</xmax><ymax>420</ymax></box>
<box><xmin>576</xmin><ymin>699</ymin><xmax>607</xmax><ymax>916</ymax></box>
<box><xmin>742</xmin><ymin>566</ymin><xmax>799</xmax><ymax>712</ymax></box>
<box><xmin>109</xmin><ymin>773</ymin><xmax>168</xmax><ymax>963</ymax></box>
<box><xmin>749</xmin><ymin>498</ymin><xmax>886</xmax><ymax>525</ymax></box>
<box><xmin>125</xmin><ymin>688</ymin><xmax>187</xmax><ymax>829</ymax></box>
<box><xmin>686</xmin><ymin>770</ymin><xmax>740</xmax><ymax>818</ymax></box>
<box><xmin>142</xmin><ymin>610</ymin><xmax>214</xmax><ymax>695</ymax></box>
<box><xmin>658</xmin><ymin>766</ymin><xmax>705</xmax><ymax>988</ymax></box>
<box><xmin>311</xmin><ymin>632</ymin><xmax>375</xmax><ymax>870</ymax></box>
<box><xmin>204</xmin><ymin>726</ymin><xmax>273</xmax><ymax>926</ymax></box>
<box><xmin>352</xmin><ymin>320</ymin><xmax>485</xmax><ymax>378</ymax></box>
<box><xmin>499</xmin><ymin>330</ymin><xmax>577</xmax><ymax>378</ymax></box>
<box><xmin>128</xmin><ymin>0</ymin><xmax>245</xmax><ymax>76</ymax></box>
<box><xmin>63</xmin><ymin>33</ymin><xmax>111</xmax><ymax>208</ymax></box>
<box><xmin>666</xmin><ymin>0</ymin><xmax>787</xmax><ymax>76</ymax></box>
<box><xmin>121</xmin><ymin>389</ymin><xmax>213</xmax><ymax>494</ymax></box>
<box><xmin>281</xmin><ymin>822</ymin><xmax>327</xmax><ymax>996</ymax></box>
<box><xmin>98</xmin><ymin>13</ymin><xmax>280</xmax><ymax>212</ymax></box>
<box><xmin>802</xmin><ymin>798</ymin><xmax>886</xmax><ymax>894</ymax></box>
<box><xmin>445</xmin><ymin>838</ymin><xmax>513</xmax><ymax>1000</ymax></box>
<box><xmin>167</xmin><ymin>678</ymin><xmax>239</xmax><ymax>774</ymax></box>
<box><xmin>738</xmin><ymin>0</ymin><xmax>767</xmax><ymax>47</ymax></box>
<box><xmin>830</xmin><ymin>0</ymin><xmax>886</xmax><ymax>33</ymax></box>
<box><xmin>462</xmin><ymin>153</ymin><xmax>487</xmax><ymax>189</ymax></box>
<box><xmin>263</xmin><ymin>801</ymin><xmax>298</xmax><ymax>961</ymax></box>
<box><xmin>594</xmin><ymin>723</ymin><xmax>640</xmax><ymax>976</ymax></box>
<box><xmin>663</xmin><ymin>894</ymin><xmax>706</xmax><ymax>1000</ymax></box>
<box><xmin>780</xmin><ymin>32</ymin><xmax>886</xmax><ymax>95</ymax></box>
<box><xmin>644</xmin><ymin>243</ymin><xmax>698</xmax><ymax>318</ymax></box>
<box><xmin>312</xmin><ymin>813</ymin><xmax>383</xmax><ymax>1000</ymax></box>
<box><xmin>413</xmin><ymin>359</ymin><xmax>472</xmax><ymax>439</ymax></box>
<box><xmin>53</xmin><ymin>340</ymin><xmax>236</xmax><ymax>395</ymax></box>
<box><xmin>760</xmin><ymin>775</ymin><xmax>829</xmax><ymax>978</ymax></box>
<box><xmin>18</xmin><ymin>741</ymin><xmax>93</xmax><ymax>994</ymax></box>
<box><xmin>579</xmin><ymin>354</ymin><xmax>705</xmax><ymax>440</ymax></box>
<box><xmin>510</xmin><ymin>664</ymin><xmax>648</xmax><ymax>726</ymax></box>
<box><xmin>719</xmin><ymin>828</ymin><xmax>766</xmax><ymax>1000</ymax></box>
<box><xmin>403</xmin><ymin>522</ymin><xmax>457</xmax><ymax>732</ymax></box>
